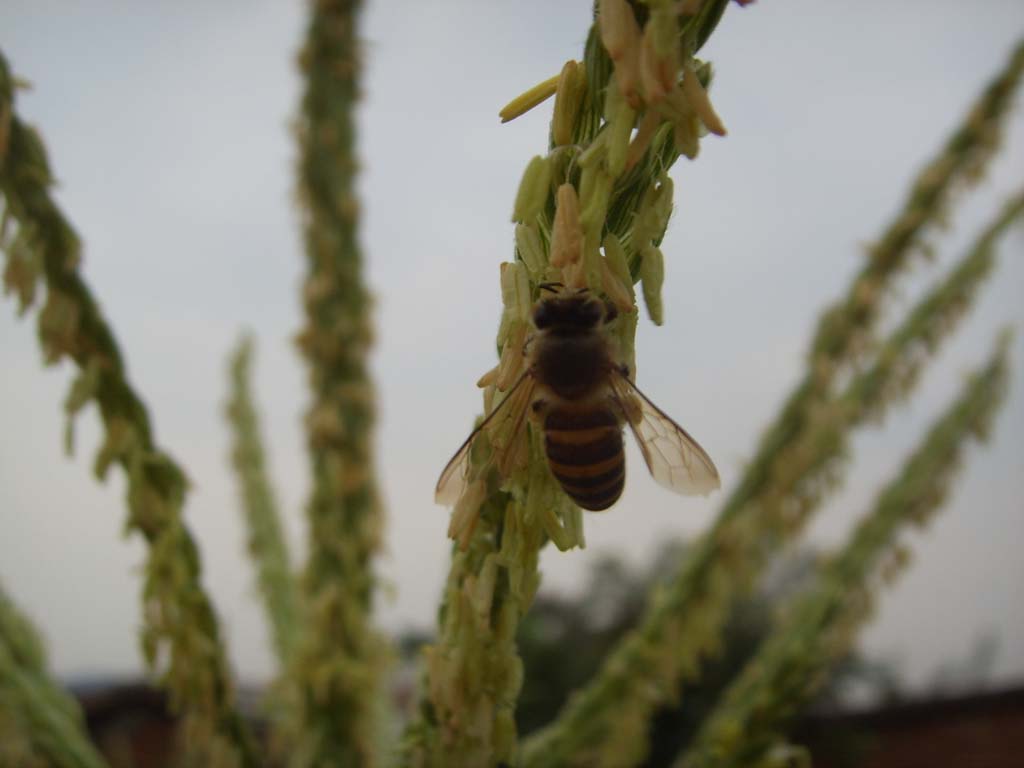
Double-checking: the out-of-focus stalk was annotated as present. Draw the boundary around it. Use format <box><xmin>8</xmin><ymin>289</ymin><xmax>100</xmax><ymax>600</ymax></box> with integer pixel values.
<box><xmin>0</xmin><ymin>50</ymin><xmax>258</xmax><ymax>767</ymax></box>
<box><xmin>0</xmin><ymin>586</ymin><xmax>109</xmax><ymax>768</ymax></box>
<box><xmin>226</xmin><ymin>336</ymin><xmax>299</xmax><ymax>666</ymax></box>
<box><xmin>522</xmin><ymin>40</ymin><xmax>1024</xmax><ymax>767</ymax></box>
<box><xmin>288</xmin><ymin>1</ymin><xmax>387</xmax><ymax>765</ymax></box>
<box><xmin>678</xmin><ymin>335</ymin><xmax>1012</xmax><ymax>768</ymax></box>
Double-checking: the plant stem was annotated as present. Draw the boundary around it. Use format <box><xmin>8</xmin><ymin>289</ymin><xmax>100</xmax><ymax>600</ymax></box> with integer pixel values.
<box><xmin>226</xmin><ymin>335</ymin><xmax>300</xmax><ymax>667</ymax></box>
<box><xmin>677</xmin><ymin>335</ymin><xmax>1012</xmax><ymax>768</ymax></box>
<box><xmin>522</xmin><ymin>39</ymin><xmax>1024</xmax><ymax>767</ymax></box>
<box><xmin>0</xmin><ymin>586</ymin><xmax>109</xmax><ymax>768</ymax></box>
<box><xmin>404</xmin><ymin>2</ymin><xmax>738</xmax><ymax>764</ymax></box>
<box><xmin>0</xmin><ymin>50</ymin><xmax>258</xmax><ymax>768</ymax></box>
<box><xmin>288</xmin><ymin>1</ymin><xmax>386</xmax><ymax>765</ymax></box>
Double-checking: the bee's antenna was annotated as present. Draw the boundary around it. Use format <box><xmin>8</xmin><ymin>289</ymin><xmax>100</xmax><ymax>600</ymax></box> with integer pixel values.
<box><xmin>538</xmin><ymin>281</ymin><xmax>564</xmax><ymax>294</ymax></box>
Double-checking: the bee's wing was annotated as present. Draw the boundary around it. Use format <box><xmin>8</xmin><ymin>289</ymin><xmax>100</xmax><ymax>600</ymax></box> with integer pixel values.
<box><xmin>435</xmin><ymin>371</ymin><xmax>535</xmax><ymax>505</ymax></box>
<box><xmin>608</xmin><ymin>370</ymin><xmax>720</xmax><ymax>497</ymax></box>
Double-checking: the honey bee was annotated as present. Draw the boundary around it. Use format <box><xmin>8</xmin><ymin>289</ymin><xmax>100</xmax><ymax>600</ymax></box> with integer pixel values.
<box><xmin>436</xmin><ymin>283</ymin><xmax>720</xmax><ymax>511</ymax></box>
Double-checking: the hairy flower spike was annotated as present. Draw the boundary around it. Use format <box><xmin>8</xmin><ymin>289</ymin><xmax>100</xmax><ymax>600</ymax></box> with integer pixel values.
<box><xmin>225</xmin><ymin>338</ymin><xmax>300</xmax><ymax>668</ymax></box>
<box><xmin>404</xmin><ymin>3</ymin><xmax>741</xmax><ymax>764</ymax></box>
<box><xmin>1</xmin><ymin>586</ymin><xmax>109</xmax><ymax>768</ymax></box>
<box><xmin>288</xmin><ymin>1</ymin><xmax>388</xmax><ymax>763</ymax></box>
<box><xmin>680</xmin><ymin>337</ymin><xmax>1011</xmax><ymax>768</ymax></box>
<box><xmin>523</xmin><ymin>40</ymin><xmax>1024</xmax><ymax>768</ymax></box>
<box><xmin>0</xmin><ymin>47</ymin><xmax>259</xmax><ymax>766</ymax></box>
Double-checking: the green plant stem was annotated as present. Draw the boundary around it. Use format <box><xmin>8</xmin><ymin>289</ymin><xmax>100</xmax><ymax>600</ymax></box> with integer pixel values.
<box><xmin>0</xmin><ymin>51</ymin><xmax>258</xmax><ymax>767</ymax></box>
<box><xmin>403</xmin><ymin>2</ymin><xmax>741</xmax><ymax>765</ymax></box>
<box><xmin>226</xmin><ymin>335</ymin><xmax>299</xmax><ymax>666</ymax></box>
<box><xmin>678</xmin><ymin>336</ymin><xmax>1012</xmax><ymax>768</ymax></box>
<box><xmin>521</xmin><ymin>40</ymin><xmax>1024</xmax><ymax>767</ymax></box>
<box><xmin>0</xmin><ymin>586</ymin><xmax>109</xmax><ymax>768</ymax></box>
<box><xmin>288</xmin><ymin>1</ymin><xmax>386</xmax><ymax>765</ymax></box>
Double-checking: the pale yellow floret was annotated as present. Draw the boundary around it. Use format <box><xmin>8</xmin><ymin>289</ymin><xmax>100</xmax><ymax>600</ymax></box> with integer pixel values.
<box><xmin>499</xmin><ymin>72</ymin><xmax>561</xmax><ymax>124</ymax></box>
<box><xmin>552</xmin><ymin>60</ymin><xmax>586</xmax><ymax>147</ymax></box>
<box><xmin>550</xmin><ymin>183</ymin><xmax>583</xmax><ymax>268</ymax></box>
<box><xmin>682</xmin><ymin>62</ymin><xmax>727</xmax><ymax>136</ymax></box>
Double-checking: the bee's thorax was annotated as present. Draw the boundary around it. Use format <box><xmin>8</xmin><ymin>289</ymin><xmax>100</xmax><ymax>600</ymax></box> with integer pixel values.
<box><xmin>533</xmin><ymin>330</ymin><xmax>611</xmax><ymax>402</ymax></box>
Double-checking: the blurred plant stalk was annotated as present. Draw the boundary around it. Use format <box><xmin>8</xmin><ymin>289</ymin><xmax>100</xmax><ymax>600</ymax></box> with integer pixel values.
<box><xmin>0</xmin><ymin>49</ymin><xmax>259</xmax><ymax>768</ymax></box>
<box><xmin>0</xmin><ymin>587</ymin><xmax>109</xmax><ymax>768</ymax></box>
<box><xmin>226</xmin><ymin>337</ymin><xmax>300</xmax><ymax>668</ymax></box>
<box><xmin>521</xmin><ymin>38</ymin><xmax>1024</xmax><ymax>768</ymax></box>
<box><xmin>678</xmin><ymin>333</ymin><xmax>1012</xmax><ymax>768</ymax></box>
<box><xmin>286</xmin><ymin>0</ymin><xmax>388</xmax><ymax>765</ymax></box>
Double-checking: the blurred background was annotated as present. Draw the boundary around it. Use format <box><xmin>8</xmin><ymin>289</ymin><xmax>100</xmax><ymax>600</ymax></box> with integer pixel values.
<box><xmin>1</xmin><ymin>0</ymin><xmax>1022</xmax><ymax>735</ymax></box>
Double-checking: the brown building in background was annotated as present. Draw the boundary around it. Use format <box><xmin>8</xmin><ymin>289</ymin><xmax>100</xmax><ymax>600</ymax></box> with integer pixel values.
<box><xmin>73</xmin><ymin>682</ymin><xmax>1024</xmax><ymax>768</ymax></box>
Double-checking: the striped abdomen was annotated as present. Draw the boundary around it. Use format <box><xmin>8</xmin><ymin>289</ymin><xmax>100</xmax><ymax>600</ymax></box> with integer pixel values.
<box><xmin>544</xmin><ymin>406</ymin><xmax>625</xmax><ymax>511</ymax></box>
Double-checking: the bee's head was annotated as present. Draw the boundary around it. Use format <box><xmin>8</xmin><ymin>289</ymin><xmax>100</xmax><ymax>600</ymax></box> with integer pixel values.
<box><xmin>533</xmin><ymin>285</ymin><xmax>605</xmax><ymax>331</ymax></box>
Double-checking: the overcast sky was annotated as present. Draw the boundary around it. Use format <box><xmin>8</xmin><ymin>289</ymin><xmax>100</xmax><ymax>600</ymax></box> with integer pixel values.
<box><xmin>1</xmin><ymin>2</ymin><xmax>1022</xmax><ymax>696</ymax></box>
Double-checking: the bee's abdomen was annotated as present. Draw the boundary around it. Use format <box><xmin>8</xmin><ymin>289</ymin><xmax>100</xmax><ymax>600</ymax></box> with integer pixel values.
<box><xmin>544</xmin><ymin>407</ymin><xmax>625</xmax><ymax>511</ymax></box>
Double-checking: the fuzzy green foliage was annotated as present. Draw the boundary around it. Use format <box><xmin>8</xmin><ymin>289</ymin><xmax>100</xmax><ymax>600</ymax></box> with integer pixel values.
<box><xmin>226</xmin><ymin>336</ymin><xmax>300</xmax><ymax>667</ymax></box>
<box><xmin>678</xmin><ymin>335</ymin><xmax>1011</xmax><ymax>767</ymax></box>
<box><xmin>0</xmin><ymin>50</ymin><xmax>259</xmax><ymax>768</ymax></box>
<box><xmin>520</xmin><ymin>38</ymin><xmax>1024</xmax><ymax>768</ymax></box>
<box><xmin>0</xmin><ymin>587</ymin><xmax>108</xmax><ymax>768</ymax></box>
<box><xmin>287</xmin><ymin>0</ymin><xmax>388</xmax><ymax>765</ymax></box>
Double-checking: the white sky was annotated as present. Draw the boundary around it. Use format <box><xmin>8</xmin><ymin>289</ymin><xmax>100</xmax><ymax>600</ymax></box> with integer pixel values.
<box><xmin>1</xmin><ymin>1</ymin><xmax>1022</xmax><ymax>695</ymax></box>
